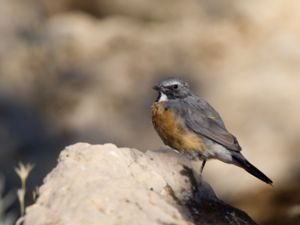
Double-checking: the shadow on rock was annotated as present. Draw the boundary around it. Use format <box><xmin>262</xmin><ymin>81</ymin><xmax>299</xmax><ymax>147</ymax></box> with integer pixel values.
<box><xmin>176</xmin><ymin>166</ymin><xmax>257</xmax><ymax>225</ymax></box>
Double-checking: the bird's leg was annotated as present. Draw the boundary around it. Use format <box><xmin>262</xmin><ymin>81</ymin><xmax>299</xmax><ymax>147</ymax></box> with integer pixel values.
<box><xmin>200</xmin><ymin>160</ymin><xmax>206</xmax><ymax>174</ymax></box>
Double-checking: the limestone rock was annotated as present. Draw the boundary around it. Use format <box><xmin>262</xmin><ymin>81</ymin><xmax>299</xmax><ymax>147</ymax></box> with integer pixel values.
<box><xmin>24</xmin><ymin>143</ymin><xmax>256</xmax><ymax>225</ymax></box>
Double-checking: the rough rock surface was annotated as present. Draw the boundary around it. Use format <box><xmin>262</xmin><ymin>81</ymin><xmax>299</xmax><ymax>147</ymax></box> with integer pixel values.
<box><xmin>24</xmin><ymin>143</ymin><xmax>256</xmax><ymax>225</ymax></box>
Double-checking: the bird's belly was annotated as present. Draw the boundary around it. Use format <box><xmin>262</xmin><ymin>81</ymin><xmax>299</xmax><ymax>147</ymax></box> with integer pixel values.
<box><xmin>152</xmin><ymin>102</ymin><xmax>204</xmax><ymax>152</ymax></box>
<box><xmin>202</xmin><ymin>139</ymin><xmax>233</xmax><ymax>163</ymax></box>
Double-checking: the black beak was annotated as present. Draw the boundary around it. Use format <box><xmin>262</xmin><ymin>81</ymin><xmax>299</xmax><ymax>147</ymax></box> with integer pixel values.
<box><xmin>152</xmin><ymin>85</ymin><xmax>160</xmax><ymax>91</ymax></box>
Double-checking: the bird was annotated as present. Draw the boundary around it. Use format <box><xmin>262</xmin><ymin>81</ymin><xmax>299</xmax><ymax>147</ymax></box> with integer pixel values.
<box><xmin>151</xmin><ymin>78</ymin><xmax>272</xmax><ymax>185</ymax></box>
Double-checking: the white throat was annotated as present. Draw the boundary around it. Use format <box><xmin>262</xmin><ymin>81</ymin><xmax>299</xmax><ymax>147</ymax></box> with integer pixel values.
<box><xmin>158</xmin><ymin>92</ymin><xmax>168</xmax><ymax>102</ymax></box>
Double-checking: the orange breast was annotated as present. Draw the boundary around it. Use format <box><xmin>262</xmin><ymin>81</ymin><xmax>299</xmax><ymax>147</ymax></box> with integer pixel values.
<box><xmin>151</xmin><ymin>102</ymin><xmax>204</xmax><ymax>152</ymax></box>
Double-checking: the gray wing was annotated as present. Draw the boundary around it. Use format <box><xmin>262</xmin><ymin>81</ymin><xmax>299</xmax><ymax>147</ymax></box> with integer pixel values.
<box><xmin>166</xmin><ymin>96</ymin><xmax>241</xmax><ymax>152</ymax></box>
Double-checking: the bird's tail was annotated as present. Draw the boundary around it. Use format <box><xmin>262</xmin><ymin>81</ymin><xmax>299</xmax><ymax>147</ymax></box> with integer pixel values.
<box><xmin>232</xmin><ymin>152</ymin><xmax>273</xmax><ymax>185</ymax></box>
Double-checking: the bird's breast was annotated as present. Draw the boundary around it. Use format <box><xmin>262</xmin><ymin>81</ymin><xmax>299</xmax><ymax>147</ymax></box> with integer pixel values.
<box><xmin>151</xmin><ymin>102</ymin><xmax>204</xmax><ymax>152</ymax></box>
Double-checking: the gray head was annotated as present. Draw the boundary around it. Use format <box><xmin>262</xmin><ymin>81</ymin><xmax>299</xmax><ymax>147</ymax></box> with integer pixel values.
<box><xmin>153</xmin><ymin>78</ymin><xmax>192</xmax><ymax>102</ymax></box>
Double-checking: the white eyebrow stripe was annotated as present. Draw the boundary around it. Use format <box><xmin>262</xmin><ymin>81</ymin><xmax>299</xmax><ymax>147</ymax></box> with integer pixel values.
<box><xmin>164</xmin><ymin>80</ymin><xmax>181</xmax><ymax>86</ymax></box>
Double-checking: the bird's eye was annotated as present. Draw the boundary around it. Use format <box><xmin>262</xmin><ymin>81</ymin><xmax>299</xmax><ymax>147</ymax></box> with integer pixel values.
<box><xmin>173</xmin><ymin>84</ymin><xmax>178</xmax><ymax>89</ymax></box>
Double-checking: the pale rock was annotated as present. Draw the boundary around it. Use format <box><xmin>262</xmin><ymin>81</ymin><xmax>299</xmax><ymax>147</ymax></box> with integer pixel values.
<box><xmin>24</xmin><ymin>143</ymin><xmax>256</xmax><ymax>225</ymax></box>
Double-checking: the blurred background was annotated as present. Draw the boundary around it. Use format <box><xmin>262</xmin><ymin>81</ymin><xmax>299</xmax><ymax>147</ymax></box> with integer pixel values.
<box><xmin>0</xmin><ymin>0</ymin><xmax>300</xmax><ymax>224</ymax></box>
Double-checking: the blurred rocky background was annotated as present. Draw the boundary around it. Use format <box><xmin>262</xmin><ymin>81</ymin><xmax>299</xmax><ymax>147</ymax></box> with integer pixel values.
<box><xmin>0</xmin><ymin>0</ymin><xmax>299</xmax><ymax>224</ymax></box>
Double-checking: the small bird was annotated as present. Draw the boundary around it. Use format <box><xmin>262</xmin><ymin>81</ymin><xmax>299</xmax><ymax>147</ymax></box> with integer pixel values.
<box><xmin>152</xmin><ymin>78</ymin><xmax>272</xmax><ymax>185</ymax></box>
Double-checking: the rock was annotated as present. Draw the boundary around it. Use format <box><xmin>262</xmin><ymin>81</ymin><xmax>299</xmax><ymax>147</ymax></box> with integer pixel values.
<box><xmin>24</xmin><ymin>143</ymin><xmax>256</xmax><ymax>225</ymax></box>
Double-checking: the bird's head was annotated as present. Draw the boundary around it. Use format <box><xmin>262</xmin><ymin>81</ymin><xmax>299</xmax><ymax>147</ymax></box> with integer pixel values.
<box><xmin>153</xmin><ymin>78</ymin><xmax>192</xmax><ymax>102</ymax></box>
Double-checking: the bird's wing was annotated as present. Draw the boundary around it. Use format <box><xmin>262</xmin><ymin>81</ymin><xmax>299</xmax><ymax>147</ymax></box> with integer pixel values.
<box><xmin>168</xmin><ymin>97</ymin><xmax>242</xmax><ymax>152</ymax></box>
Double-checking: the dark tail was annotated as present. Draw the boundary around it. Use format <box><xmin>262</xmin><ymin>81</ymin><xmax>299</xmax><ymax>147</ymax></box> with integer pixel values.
<box><xmin>232</xmin><ymin>153</ymin><xmax>273</xmax><ymax>185</ymax></box>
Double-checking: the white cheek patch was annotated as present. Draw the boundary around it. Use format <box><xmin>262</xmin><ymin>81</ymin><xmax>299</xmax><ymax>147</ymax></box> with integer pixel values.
<box><xmin>158</xmin><ymin>92</ymin><xmax>168</xmax><ymax>102</ymax></box>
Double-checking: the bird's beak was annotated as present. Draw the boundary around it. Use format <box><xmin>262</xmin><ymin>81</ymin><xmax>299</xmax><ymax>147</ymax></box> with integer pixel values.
<box><xmin>152</xmin><ymin>85</ymin><xmax>160</xmax><ymax>91</ymax></box>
